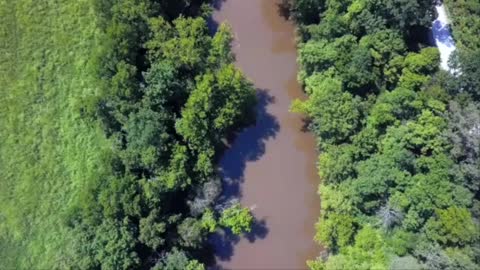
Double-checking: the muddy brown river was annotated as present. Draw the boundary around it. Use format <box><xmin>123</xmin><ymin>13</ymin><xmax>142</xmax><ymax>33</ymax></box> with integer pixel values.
<box><xmin>210</xmin><ymin>0</ymin><xmax>321</xmax><ymax>269</ymax></box>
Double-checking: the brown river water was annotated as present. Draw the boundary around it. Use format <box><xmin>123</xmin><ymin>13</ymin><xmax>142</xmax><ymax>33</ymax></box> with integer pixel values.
<box><xmin>209</xmin><ymin>0</ymin><xmax>321</xmax><ymax>269</ymax></box>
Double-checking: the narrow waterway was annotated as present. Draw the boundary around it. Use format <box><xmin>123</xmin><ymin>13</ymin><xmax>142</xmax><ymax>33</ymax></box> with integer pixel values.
<box><xmin>210</xmin><ymin>0</ymin><xmax>320</xmax><ymax>269</ymax></box>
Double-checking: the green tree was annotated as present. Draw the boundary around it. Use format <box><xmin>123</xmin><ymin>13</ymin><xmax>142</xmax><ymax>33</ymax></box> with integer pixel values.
<box><xmin>155</xmin><ymin>248</ymin><xmax>205</xmax><ymax>270</ymax></box>
<box><xmin>92</xmin><ymin>218</ymin><xmax>140</xmax><ymax>270</ymax></box>
<box><xmin>315</xmin><ymin>213</ymin><xmax>356</xmax><ymax>250</ymax></box>
<box><xmin>208</xmin><ymin>23</ymin><xmax>235</xmax><ymax>68</ymax></box>
<box><xmin>178</xmin><ymin>218</ymin><xmax>205</xmax><ymax>248</ymax></box>
<box><xmin>176</xmin><ymin>65</ymin><xmax>255</xmax><ymax>152</ymax></box>
<box><xmin>219</xmin><ymin>203</ymin><xmax>254</xmax><ymax>235</ymax></box>
<box><xmin>291</xmin><ymin>76</ymin><xmax>361</xmax><ymax>145</ymax></box>
<box><xmin>425</xmin><ymin>207</ymin><xmax>478</xmax><ymax>246</ymax></box>
<box><xmin>286</xmin><ymin>0</ymin><xmax>324</xmax><ymax>24</ymax></box>
<box><xmin>146</xmin><ymin>16</ymin><xmax>211</xmax><ymax>70</ymax></box>
<box><xmin>324</xmin><ymin>226</ymin><xmax>388</xmax><ymax>270</ymax></box>
<box><xmin>318</xmin><ymin>144</ymin><xmax>357</xmax><ymax>184</ymax></box>
<box><xmin>139</xmin><ymin>210</ymin><xmax>166</xmax><ymax>249</ymax></box>
<box><xmin>404</xmin><ymin>110</ymin><xmax>447</xmax><ymax>154</ymax></box>
<box><xmin>200</xmin><ymin>209</ymin><xmax>218</xmax><ymax>233</ymax></box>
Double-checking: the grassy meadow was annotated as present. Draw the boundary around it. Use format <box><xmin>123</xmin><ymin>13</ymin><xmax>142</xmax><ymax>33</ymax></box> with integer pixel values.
<box><xmin>0</xmin><ymin>0</ymin><xmax>112</xmax><ymax>268</ymax></box>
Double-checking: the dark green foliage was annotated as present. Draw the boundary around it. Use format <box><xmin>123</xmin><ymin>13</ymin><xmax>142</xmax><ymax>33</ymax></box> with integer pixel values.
<box><xmin>153</xmin><ymin>248</ymin><xmax>205</xmax><ymax>270</ymax></box>
<box><xmin>1</xmin><ymin>0</ymin><xmax>255</xmax><ymax>269</ymax></box>
<box><xmin>444</xmin><ymin>0</ymin><xmax>480</xmax><ymax>52</ymax></box>
<box><xmin>292</xmin><ymin>76</ymin><xmax>361</xmax><ymax>145</ymax></box>
<box><xmin>446</xmin><ymin>101</ymin><xmax>480</xmax><ymax>193</ymax></box>
<box><xmin>283</xmin><ymin>0</ymin><xmax>324</xmax><ymax>24</ymax></box>
<box><xmin>291</xmin><ymin>1</ymin><xmax>479</xmax><ymax>269</ymax></box>
<box><xmin>72</xmin><ymin>12</ymin><xmax>256</xmax><ymax>269</ymax></box>
<box><xmin>139</xmin><ymin>209</ymin><xmax>166</xmax><ymax>249</ymax></box>
<box><xmin>445</xmin><ymin>0</ymin><xmax>480</xmax><ymax>101</ymax></box>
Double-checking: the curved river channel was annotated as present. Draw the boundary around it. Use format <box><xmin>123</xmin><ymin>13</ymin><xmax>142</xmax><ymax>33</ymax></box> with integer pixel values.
<box><xmin>209</xmin><ymin>0</ymin><xmax>321</xmax><ymax>269</ymax></box>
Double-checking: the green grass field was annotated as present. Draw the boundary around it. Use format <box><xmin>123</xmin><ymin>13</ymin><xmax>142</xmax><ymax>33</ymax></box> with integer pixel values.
<box><xmin>0</xmin><ymin>0</ymin><xmax>113</xmax><ymax>268</ymax></box>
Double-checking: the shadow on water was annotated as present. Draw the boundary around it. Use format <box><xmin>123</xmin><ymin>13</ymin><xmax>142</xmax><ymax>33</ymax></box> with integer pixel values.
<box><xmin>207</xmin><ymin>217</ymin><xmax>270</xmax><ymax>266</ymax></box>
<box><xmin>432</xmin><ymin>20</ymin><xmax>455</xmax><ymax>46</ymax></box>
<box><xmin>216</xmin><ymin>89</ymin><xmax>280</xmax><ymax>203</ymax></box>
<box><xmin>206</xmin><ymin>89</ymin><xmax>279</xmax><ymax>267</ymax></box>
<box><xmin>207</xmin><ymin>17</ymin><xmax>220</xmax><ymax>36</ymax></box>
<box><xmin>244</xmin><ymin>218</ymin><xmax>269</xmax><ymax>243</ymax></box>
<box><xmin>276</xmin><ymin>0</ymin><xmax>291</xmax><ymax>20</ymax></box>
<box><xmin>211</xmin><ymin>0</ymin><xmax>227</xmax><ymax>10</ymax></box>
<box><xmin>206</xmin><ymin>1</ymin><xmax>220</xmax><ymax>36</ymax></box>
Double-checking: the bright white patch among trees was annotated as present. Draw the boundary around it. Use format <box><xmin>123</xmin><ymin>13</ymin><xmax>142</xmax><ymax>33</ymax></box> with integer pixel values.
<box><xmin>432</xmin><ymin>4</ymin><xmax>456</xmax><ymax>71</ymax></box>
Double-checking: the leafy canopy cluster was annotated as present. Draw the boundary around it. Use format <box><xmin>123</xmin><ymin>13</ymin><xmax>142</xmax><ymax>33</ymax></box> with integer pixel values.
<box><xmin>445</xmin><ymin>0</ymin><xmax>480</xmax><ymax>100</ymax></box>
<box><xmin>68</xmin><ymin>1</ymin><xmax>257</xmax><ymax>268</ymax></box>
<box><xmin>287</xmin><ymin>0</ymin><xmax>480</xmax><ymax>269</ymax></box>
<box><xmin>1</xmin><ymin>0</ymin><xmax>256</xmax><ymax>269</ymax></box>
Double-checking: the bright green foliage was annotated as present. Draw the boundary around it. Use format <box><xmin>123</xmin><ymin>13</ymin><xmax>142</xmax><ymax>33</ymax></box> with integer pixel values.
<box><xmin>318</xmin><ymin>144</ymin><xmax>357</xmax><ymax>184</ymax></box>
<box><xmin>0</xmin><ymin>0</ymin><xmax>114</xmax><ymax>268</ymax></box>
<box><xmin>298</xmin><ymin>36</ymin><xmax>374</xmax><ymax>92</ymax></box>
<box><xmin>404</xmin><ymin>110</ymin><xmax>447</xmax><ymax>154</ymax></box>
<box><xmin>359</xmin><ymin>30</ymin><xmax>406</xmax><ymax>68</ymax></box>
<box><xmin>444</xmin><ymin>0</ymin><xmax>480</xmax><ymax>51</ymax></box>
<box><xmin>315</xmin><ymin>213</ymin><xmax>356</xmax><ymax>250</ymax></box>
<box><xmin>323</xmin><ymin>226</ymin><xmax>388</xmax><ymax>270</ymax></box>
<box><xmin>425</xmin><ymin>207</ymin><xmax>478</xmax><ymax>246</ymax></box>
<box><xmin>176</xmin><ymin>64</ymin><xmax>256</xmax><ymax>151</ymax></box>
<box><xmin>209</xmin><ymin>23</ymin><xmax>235</xmax><ymax>67</ymax></box>
<box><xmin>200</xmin><ymin>209</ymin><xmax>218</xmax><ymax>233</ymax></box>
<box><xmin>89</xmin><ymin>218</ymin><xmax>140</xmax><ymax>270</ymax></box>
<box><xmin>318</xmin><ymin>183</ymin><xmax>357</xmax><ymax>216</ymax></box>
<box><xmin>292</xmin><ymin>76</ymin><xmax>360</xmax><ymax>144</ymax></box>
<box><xmin>404</xmin><ymin>48</ymin><xmax>440</xmax><ymax>75</ymax></box>
<box><xmin>444</xmin><ymin>248</ymin><xmax>480</xmax><ymax>270</ymax></box>
<box><xmin>219</xmin><ymin>203</ymin><xmax>254</xmax><ymax>235</ymax></box>
<box><xmin>367</xmin><ymin>87</ymin><xmax>418</xmax><ymax>129</ymax></box>
<box><xmin>307</xmin><ymin>259</ymin><xmax>326</xmax><ymax>270</ymax></box>
<box><xmin>0</xmin><ymin>0</ymin><xmax>255</xmax><ymax>268</ymax></box>
<box><xmin>291</xmin><ymin>0</ymin><xmax>479</xmax><ymax>268</ymax></box>
<box><xmin>146</xmin><ymin>16</ymin><xmax>210</xmax><ymax>69</ymax></box>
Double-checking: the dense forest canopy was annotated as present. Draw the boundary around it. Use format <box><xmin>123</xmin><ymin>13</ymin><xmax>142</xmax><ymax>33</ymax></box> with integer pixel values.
<box><xmin>2</xmin><ymin>0</ymin><xmax>480</xmax><ymax>269</ymax></box>
<box><xmin>0</xmin><ymin>0</ymin><xmax>256</xmax><ymax>269</ymax></box>
<box><xmin>286</xmin><ymin>0</ymin><xmax>480</xmax><ymax>269</ymax></box>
